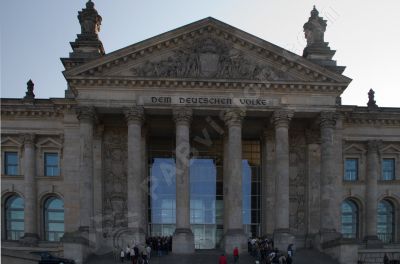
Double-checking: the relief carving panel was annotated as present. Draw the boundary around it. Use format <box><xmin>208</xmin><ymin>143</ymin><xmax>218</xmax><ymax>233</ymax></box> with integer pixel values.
<box><xmin>102</xmin><ymin>127</ymin><xmax>128</xmax><ymax>236</ymax></box>
<box><xmin>130</xmin><ymin>37</ymin><xmax>295</xmax><ymax>81</ymax></box>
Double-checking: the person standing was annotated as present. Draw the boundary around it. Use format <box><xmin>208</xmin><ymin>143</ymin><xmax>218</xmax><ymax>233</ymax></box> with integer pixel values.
<box><xmin>120</xmin><ymin>249</ymin><xmax>125</xmax><ymax>263</ymax></box>
<box><xmin>219</xmin><ymin>253</ymin><xmax>227</xmax><ymax>264</ymax></box>
<box><xmin>233</xmin><ymin>246</ymin><xmax>239</xmax><ymax>263</ymax></box>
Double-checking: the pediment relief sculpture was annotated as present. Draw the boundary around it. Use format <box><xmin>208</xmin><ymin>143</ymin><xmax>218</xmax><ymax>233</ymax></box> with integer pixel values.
<box><xmin>129</xmin><ymin>37</ymin><xmax>295</xmax><ymax>81</ymax></box>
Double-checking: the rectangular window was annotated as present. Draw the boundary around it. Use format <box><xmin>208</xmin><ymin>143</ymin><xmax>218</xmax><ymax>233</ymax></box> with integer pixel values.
<box><xmin>44</xmin><ymin>153</ymin><xmax>59</xmax><ymax>176</ymax></box>
<box><xmin>345</xmin><ymin>158</ymin><xmax>358</xmax><ymax>181</ymax></box>
<box><xmin>4</xmin><ymin>152</ymin><xmax>18</xmax><ymax>175</ymax></box>
<box><xmin>382</xmin><ymin>158</ymin><xmax>395</xmax><ymax>180</ymax></box>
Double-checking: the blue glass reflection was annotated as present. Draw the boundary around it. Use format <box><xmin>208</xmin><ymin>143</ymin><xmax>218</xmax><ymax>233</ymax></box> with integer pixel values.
<box><xmin>190</xmin><ymin>159</ymin><xmax>216</xmax><ymax>224</ymax></box>
<box><xmin>150</xmin><ymin>158</ymin><xmax>176</xmax><ymax>224</ymax></box>
<box><xmin>242</xmin><ymin>160</ymin><xmax>251</xmax><ymax>225</ymax></box>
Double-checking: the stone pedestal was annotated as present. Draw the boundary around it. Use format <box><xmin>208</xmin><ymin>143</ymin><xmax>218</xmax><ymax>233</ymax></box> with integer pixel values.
<box><xmin>172</xmin><ymin>228</ymin><xmax>195</xmax><ymax>254</ymax></box>
<box><xmin>62</xmin><ymin>230</ymin><xmax>90</xmax><ymax>264</ymax></box>
<box><xmin>224</xmin><ymin>229</ymin><xmax>247</xmax><ymax>254</ymax></box>
<box><xmin>273</xmin><ymin>229</ymin><xmax>295</xmax><ymax>251</ymax></box>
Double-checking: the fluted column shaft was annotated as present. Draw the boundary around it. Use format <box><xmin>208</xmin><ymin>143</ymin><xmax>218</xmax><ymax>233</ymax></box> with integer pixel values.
<box><xmin>173</xmin><ymin>108</ymin><xmax>192</xmax><ymax>230</ymax></box>
<box><xmin>273</xmin><ymin>110</ymin><xmax>293</xmax><ymax>230</ymax></box>
<box><xmin>22</xmin><ymin>133</ymin><xmax>38</xmax><ymax>238</ymax></box>
<box><xmin>124</xmin><ymin>107</ymin><xmax>145</xmax><ymax>239</ymax></box>
<box><xmin>172</xmin><ymin>108</ymin><xmax>194</xmax><ymax>254</ymax></box>
<box><xmin>365</xmin><ymin>140</ymin><xmax>380</xmax><ymax>238</ymax></box>
<box><xmin>77</xmin><ymin>107</ymin><xmax>96</xmax><ymax>229</ymax></box>
<box><xmin>319</xmin><ymin>112</ymin><xmax>338</xmax><ymax>232</ymax></box>
<box><xmin>224</xmin><ymin>110</ymin><xmax>245</xmax><ymax>231</ymax></box>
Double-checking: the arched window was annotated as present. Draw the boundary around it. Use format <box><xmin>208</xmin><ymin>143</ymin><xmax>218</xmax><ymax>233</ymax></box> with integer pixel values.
<box><xmin>44</xmin><ymin>197</ymin><xmax>64</xmax><ymax>241</ymax></box>
<box><xmin>377</xmin><ymin>200</ymin><xmax>395</xmax><ymax>243</ymax></box>
<box><xmin>341</xmin><ymin>199</ymin><xmax>359</xmax><ymax>239</ymax></box>
<box><xmin>5</xmin><ymin>195</ymin><xmax>24</xmax><ymax>240</ymax></box>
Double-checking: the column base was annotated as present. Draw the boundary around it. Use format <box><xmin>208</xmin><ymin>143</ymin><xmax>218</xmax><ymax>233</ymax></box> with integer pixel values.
<box><xmin>62</xmin><ymin>230</ymin><xmax>91</xmax><ymax>264</ymax></box>
<box><xmin>273</xmin><ymin>229</ymin><xmax>294</xmax><ymax>252</ymax></box>
<box><xmin>363</xmin><ymin>235</ymin><xmax>383</xmax><ymax>249</ymax></box>
<box><xmin>172</xmin><ymin>228</ymin><xmax>195</xmax><ymax>254</ymax></box>
<box><xmin>19</xmin><ymin>233</ymin><xmax>39</xmax><ymax>246</ymax></box>
<box><xmin>223</xmin><ymin>229</ymin><xmax>247</xmax><ymax>254</ymax></box>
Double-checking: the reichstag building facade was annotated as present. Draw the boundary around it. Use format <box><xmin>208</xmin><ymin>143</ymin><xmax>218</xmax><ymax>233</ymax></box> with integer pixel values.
<box><xmin>2</xmin><ymin>2</ymin><xmax>399</xmax><ymax>264</ymax></box>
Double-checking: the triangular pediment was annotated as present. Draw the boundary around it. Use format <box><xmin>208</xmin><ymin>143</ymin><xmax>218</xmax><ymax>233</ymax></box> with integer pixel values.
<box><xmin>64</xmin><ymin>17</ymin><xmax>351</xmax><ymax>85</ymax></box>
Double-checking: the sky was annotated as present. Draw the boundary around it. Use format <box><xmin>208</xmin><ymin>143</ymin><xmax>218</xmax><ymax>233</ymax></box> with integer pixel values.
<box><xmin>1</xmin><ymin>0</ymin><xmax>399</xmax><ymax>107</ymax></box>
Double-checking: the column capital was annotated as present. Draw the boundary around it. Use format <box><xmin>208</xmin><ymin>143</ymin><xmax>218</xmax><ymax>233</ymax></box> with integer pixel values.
<box><xmin>367</xmin><ymin>140</ymin><xmax>382</xmax><ymax>153</ymax></box>
<box><xmin>124</xmin><ymin>106</ymin><xmax>145</xmax><ymax>125</ymax></box>
<box><xmin>173</xmin><ymin>107</ymin><xmax>192</xmax><ymax>125</ymax></box>
<box><xmin>76</xmin><ymin>106</ymin><xmax>97</xmax><ymax>123</ymax></box>
<box><xmin>320</xmin><ymin>111</ymin><xmax>338</xmax><ymax>129</ymax></box>
<box><xmin>224</xmin><ymin>109</ymin><xmax>245</xmax><ymax>127</ymax></box>
<box><xmin>273</xmin><ymin>110</ymin><xmax>293</xmax><ymax>128</ymax></box>
<box><xmin>20</xmin><ymin>133</ymin><xmax>36</xmax><ymax>147</ymax></box>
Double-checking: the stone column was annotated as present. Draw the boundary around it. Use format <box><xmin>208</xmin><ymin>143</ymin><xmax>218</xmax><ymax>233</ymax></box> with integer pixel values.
<box><xmin>261</xmin><ymin>129</ymin><xmax>275</xmax><ymax>237</ymax></box>
<box><xmin>20</xmin><ymin>133</ymin><xmax>38</xmax><ymax>245</ymax></box>
<box><xmin>305</xmin><ymin>130</ymin><xmax>321</xmax><ymax>241</ymax></box>
<box><xmin>223</xmin><ymin>130</ymin><xmax>229</xmax><ymax>236</ymax></box>
<box><xmin>272</xmin><ymin>110</ymin><xmax>294</xmax><ymax>249</ymax></box>
<box><xmin>319</xmin><ymin>111</ymin><xmax>341</xmax><ymax>243</ymax></box>
<box><xmin>124</xmin><ymin>106</ymin><xmax>146</xmax><ymax>245</ymax></box>
<box><xmin>172</xmin><ymin>107</ymin><xmax>195</xmax><ymax>253</ymax></box>
<box><xmin>76</xmin><ymin>106</ymin><xmax>96</xmax><ymax>232</ymax></box>
<box><xmin>364</xmin><ymin>140</ymin><xmax>383</xmax><ymax>247</ymax></box>
<box><xmin>223</xmin><ymin>109</ymin><xmax>247</xmax><ymax>254</ymax></box>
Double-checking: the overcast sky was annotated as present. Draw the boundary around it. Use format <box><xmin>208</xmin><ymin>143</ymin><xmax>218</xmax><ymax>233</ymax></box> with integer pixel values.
<box><xmin>1</xmin><ymin>0</ymin><xmax>399</xmax><ymax>107</ymax></box>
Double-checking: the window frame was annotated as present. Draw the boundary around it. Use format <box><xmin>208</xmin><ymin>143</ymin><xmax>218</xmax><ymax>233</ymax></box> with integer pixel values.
<box><xmin>382</xmin><ymin>158</ymin><xmax>396</xmax><ymax>181</ymax></box>
<box><xmin>43</xmin><ymin>152</ymin><xmax>60</xmax><ymax>177</ymax></box>
<box><xmin>43</xmin><ymin>196</ymin><xmax>64</xmax><ymax>242</ymax></box>
<box><xmin>3</xmin><ymin>151</ymin><xmax>19</xmax><ymax>176</ymax></box>
<box><xmin>344</xmin><ymin>158</ymin><xmax>359</xmax><ymax>181</ymax></box>
<box><xmin>341</xmin><ymin>199</ymin><xmax>359</xmax><ymax>239</ymax></box>
<box><xmin>5</xmin><ymin>195</ymin><xmax>25</xmax><ymax>241</ymax></box>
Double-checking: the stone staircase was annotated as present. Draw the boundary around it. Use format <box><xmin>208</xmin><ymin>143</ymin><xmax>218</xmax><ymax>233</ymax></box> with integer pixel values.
<box><xmin>294</xmin><ymin>249</ymin><xmax>340</xmax><ymax>264</ymax></box>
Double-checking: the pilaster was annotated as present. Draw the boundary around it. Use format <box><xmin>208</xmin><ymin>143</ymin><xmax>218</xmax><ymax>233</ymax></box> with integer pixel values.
<box><xmin>19</xmin><ymin>133</ymin><xmax>39</xmax><ymax>246</ymax></box>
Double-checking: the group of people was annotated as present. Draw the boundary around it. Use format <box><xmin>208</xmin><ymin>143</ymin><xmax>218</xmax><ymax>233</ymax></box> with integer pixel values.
<box><xmin>115</xmin><ymin>236</ymin><xmax>173</xmax><ymax>263</ymax></box>
<box><xmin>248</xmin><ymin>237</ymin><xmax>294</xmax><ymax>264</ymax></box>
<box><xmin>117</xmin><ymin>244</ymin><xmax>151</xmax><ymax>264</ymax></box>
<box><xmin>146</xmin><ymin>236</ymin><xmax>173</xmax><ymax>256</ymax></box>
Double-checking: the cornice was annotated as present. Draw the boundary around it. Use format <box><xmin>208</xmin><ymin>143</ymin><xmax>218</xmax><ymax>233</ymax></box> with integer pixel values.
<box><xmin>342</xmin><ymin>111</ymin><xmax>400</xmax><ymax>126</ymax></box>
<box><xmin>1</xmin><ymin>108</ymin><xmax>65</xmax><ymax>118</ymax></box>
<box><xmin>67</xmin><ymin>77</ymin><xmax>347</xmax><ymax>96</ymax></box>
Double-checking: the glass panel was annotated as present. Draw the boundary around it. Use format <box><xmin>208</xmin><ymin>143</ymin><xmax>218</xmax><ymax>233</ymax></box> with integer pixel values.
<box><xmin>45</xmin><ymin>153</ymin><xmax>59</xmax><ymax>176</ymax></box>
<box><xmin>341</xmin><ymin>200</ymin><xmax>358</xmax><ymax>238</ymax></box>
<box><xmin>345</xmin><ymin>159</ymin><xmax>358</xmax><ymax>181</ymax></box>
<box><xmin>5</xmin><ymin>152</ymin><xmax>18</xmax><ymax>175</ymax></box>
<box><xmin>382</xmin><ymin>159</ymin><xmax>395</xmax><ymax>180</ymax></box>
<box><xmin>377</xmin><ymin>200</ymin><xmax>394</xmax><ymax>243</ymax></box>
<box><xmin>45</xmin><ymin>197</ymin><xmax>64</xmax><ymax>241</ymax></box>
<box><xmin>6</xmin><ymin>196</ymin><xmax>25</xmax><ymax>240</ymax></box>
<box><xmin>150</xmin><ymin>158</ymin><xmax>176</xmax><ymax>224</ymax></box>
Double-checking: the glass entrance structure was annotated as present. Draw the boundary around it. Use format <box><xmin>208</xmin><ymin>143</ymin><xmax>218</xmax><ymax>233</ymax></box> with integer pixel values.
<box><xmin>148</xmin><ymin>139</ymin><xmax>261</xmax><ymax>249</ymax></box>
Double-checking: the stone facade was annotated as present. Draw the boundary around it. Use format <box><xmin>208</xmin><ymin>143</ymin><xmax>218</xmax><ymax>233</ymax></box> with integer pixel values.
<box><xmin>1</xmin><ymin>2</ymin><xmax>400</xmax><ymax>264</ymax></box>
